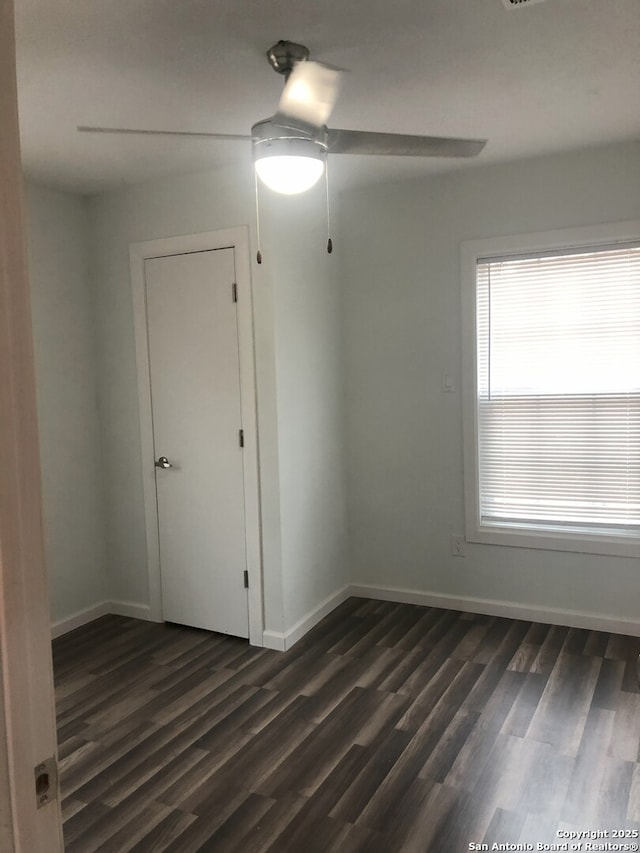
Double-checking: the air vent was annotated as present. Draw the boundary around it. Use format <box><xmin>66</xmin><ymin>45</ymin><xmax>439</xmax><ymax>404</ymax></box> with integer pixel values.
<box><xmin>502</xmin><ymin>0</ymin><xmax>547</xmax><ymax>7</ymax></box>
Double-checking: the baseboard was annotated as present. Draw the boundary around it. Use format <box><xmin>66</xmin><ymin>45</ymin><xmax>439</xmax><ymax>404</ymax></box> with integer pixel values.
<box><xmin>51</xmin><ymin>601</ymin><xmax>112</xmax><ymax>638</ymax></box>
<box><xmin>51</xmin><ymin>600</ymin><xmax>153</xmax><ymax>638</ymax></box>
<box><xmin>262</xmin><ymin>584</ymin><xmax>351</xmax><ymax>652</ymax></box>
<box><xmin>261</xmin><ymin>630</ymin><xmax>286</xmax><ymax>652</ymax></box>
<box><xmin>284</xmin><ymin>585</ymin><xmax>352</xmax><ymax>650</ymax></box>
<box><xmin>349</xmin><ymin>583</ymin><xmax>640</xmax><ymax>638</ymax></box>
<box><xmin>53</xmin><ymin>584</ymin><xmax>638</xmax><ymax>646</ymax></box>
<box><xmin>109</xmin><ymin>600</ymin><xmax>153</xmax><ymax>621</ymax></box>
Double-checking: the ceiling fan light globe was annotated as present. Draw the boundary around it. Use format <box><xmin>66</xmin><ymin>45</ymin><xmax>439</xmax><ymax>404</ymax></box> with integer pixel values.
<box><xmin>255</xmin><ymin>155</ymin><xmax>324</xmax><ymax>195</ymax></box>
<box><xmin>252</xmin><ymin>119</ymin><xmax>328</xmax><ymax>194</ymax></box>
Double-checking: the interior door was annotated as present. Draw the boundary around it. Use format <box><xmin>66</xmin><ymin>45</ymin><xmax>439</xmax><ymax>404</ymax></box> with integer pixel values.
<box><xmin>144</xmin><ymin>248</ymin><xmax>248</xmax><ymax>638</ymax></box>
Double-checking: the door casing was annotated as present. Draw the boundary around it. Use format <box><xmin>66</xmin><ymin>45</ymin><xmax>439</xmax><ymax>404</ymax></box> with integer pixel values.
<box><xmin>0</xmin><ymin>0</ymin><xmax>64</xmax><ymax>847</ymax></box>
<box><xmin>130</xmin><ymin>226</ymin><xmax>264</xmax><ymax>646</ymax></box>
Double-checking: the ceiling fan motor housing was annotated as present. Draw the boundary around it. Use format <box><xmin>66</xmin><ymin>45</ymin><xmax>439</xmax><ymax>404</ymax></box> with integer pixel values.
<box><xmin>251</xmin><ymin>118</ymin><xmax>327</xmax><ymax>162</ymax></box>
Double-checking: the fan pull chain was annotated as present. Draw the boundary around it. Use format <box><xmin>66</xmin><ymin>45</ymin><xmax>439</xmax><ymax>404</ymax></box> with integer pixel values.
<box><xmin>254</xmin><ymin>170</ymin><xmax>263</xmax><ymax>264</ymax></box>
<box><xmin>325</xmin><ymin>157</ymin><xmax>333</xmax><ymax>254</ymax></box>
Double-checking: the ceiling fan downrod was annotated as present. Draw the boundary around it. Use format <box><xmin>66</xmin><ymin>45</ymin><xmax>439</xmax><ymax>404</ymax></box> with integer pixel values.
<box><xmin>266</xmin><ymin>40</ymin><xmax>310</xmax><ymax>80</ymax></box>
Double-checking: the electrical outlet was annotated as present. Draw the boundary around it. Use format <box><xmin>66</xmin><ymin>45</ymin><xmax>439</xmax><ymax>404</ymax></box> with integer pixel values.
<box><xmin>451</xmin><ymin>535</ymin><xmax>466</xmax><ymax>557</ymax></box>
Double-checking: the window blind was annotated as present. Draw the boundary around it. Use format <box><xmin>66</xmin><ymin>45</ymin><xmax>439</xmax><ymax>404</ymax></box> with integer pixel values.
<box><xmin>476</xmin><ymin>243</ymin><xmax>640</xmax><ymax>534</ymax></box>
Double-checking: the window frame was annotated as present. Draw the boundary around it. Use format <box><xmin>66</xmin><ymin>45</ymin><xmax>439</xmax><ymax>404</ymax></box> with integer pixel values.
<box><xmin>461</xmin><ymin>220</ymin><xmax>640</xmax><ymax>558</ymax></box>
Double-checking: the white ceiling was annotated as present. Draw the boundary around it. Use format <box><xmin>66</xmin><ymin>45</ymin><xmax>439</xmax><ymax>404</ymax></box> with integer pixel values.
<box><xmin>14</xmin><ymin>0</ymin><xmax>640</xmax><ymax>195</ymax></box>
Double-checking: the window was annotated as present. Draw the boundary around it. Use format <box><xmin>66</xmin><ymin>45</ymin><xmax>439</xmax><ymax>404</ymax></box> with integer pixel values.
<box><xmin>461</xmin><ymin>222</ymin><xmax>640</xmax><ymax>557</ymax></box>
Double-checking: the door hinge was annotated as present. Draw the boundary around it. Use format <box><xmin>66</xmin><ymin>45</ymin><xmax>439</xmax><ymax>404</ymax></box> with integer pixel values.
<box><xmin>34</xmin><ymin>756</ymin><xmax>58</xmax><ymax>809</ymax></box>
<box><xmin>244</xmin><ymin>570</ymin><xmax>249</xmax><ymax>588</ymax></box>
<box><xmin>232</xmin><ymin>282</ymin><xmax>238</xmax><ymax>303</ymax></box>
<box><xmin>239</xmin><ymin>429</ymin><xmax>244</xmax><ymax>448</ymax></box>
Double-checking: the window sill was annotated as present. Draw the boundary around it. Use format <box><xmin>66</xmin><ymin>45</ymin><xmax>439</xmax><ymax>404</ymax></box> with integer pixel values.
<box><xmin>466</xmin><ymin>523</ymin><xmax>640</xmax><ymax>559</ymax></box>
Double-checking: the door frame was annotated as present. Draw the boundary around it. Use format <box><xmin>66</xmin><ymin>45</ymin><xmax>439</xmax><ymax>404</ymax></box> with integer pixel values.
<box><xmin>130</xmin><ymin>226</ymin><xmax>264</xmax><ymax>646</ymax></box>
<box><xmin>0</xmin><ymin>0</ymin><xmax>64</xmax><ymax>847</ymax></box>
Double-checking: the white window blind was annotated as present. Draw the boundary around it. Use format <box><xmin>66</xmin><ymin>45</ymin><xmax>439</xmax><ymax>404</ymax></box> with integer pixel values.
<box><xmin>476</xmin><ymin>242</ymin><xmax>640</xmax><ymax>536</ymax></box>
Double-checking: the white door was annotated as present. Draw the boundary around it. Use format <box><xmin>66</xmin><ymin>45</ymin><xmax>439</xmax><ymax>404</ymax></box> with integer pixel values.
<box><xmin>144</xmin><ymin>248</ymin><xmax>249</xmax><ymax>638</ymax></box>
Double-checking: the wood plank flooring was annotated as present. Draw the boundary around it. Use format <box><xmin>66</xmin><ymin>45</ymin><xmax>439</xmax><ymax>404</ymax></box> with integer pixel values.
<box><xmin>53</xmin><ymin>599</ymin><xmax>640</xmax><ymax>852</ymax></box>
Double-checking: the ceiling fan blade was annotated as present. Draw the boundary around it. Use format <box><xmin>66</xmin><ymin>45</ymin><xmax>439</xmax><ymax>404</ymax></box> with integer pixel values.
<box><xmin>277</xmin><ymin>61</ymin><xmax>341</xmax><ymax>128</ymax></box>
<box><xmin>327</xmin><ymin>129</ymin><xmax>487</xmax><ymax>158</ymax></box>
<box><xmin>77</xmin><ymin>126</ymin><xmax>251</xmax><ymax>141</ymax></box>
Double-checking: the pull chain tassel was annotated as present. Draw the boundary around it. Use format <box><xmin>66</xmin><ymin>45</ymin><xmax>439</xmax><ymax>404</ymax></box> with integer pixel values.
<box><xmin>254</xmin><ymin>169</ymin><xmax>263</xmax><ymax>264</ymax></box>
<box><xmin>325</xmin><ymin>157</ymin><xmax>333</xmax><ymax>254</ymax></box>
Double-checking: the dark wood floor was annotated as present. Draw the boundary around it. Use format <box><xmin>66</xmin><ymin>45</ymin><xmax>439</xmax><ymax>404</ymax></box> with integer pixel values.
<box><xmin>53</xmin><ymin>598</ymin><xmax>640</xmax><ymax>852</ymax></box>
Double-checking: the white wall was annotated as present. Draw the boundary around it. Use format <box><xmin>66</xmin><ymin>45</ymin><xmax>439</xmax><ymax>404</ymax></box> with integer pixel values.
<box><xmin>341</xmin><ymin>142</ymin><xmax>640</xmax><ymax>629</ymax></box>
<box><xmin>25</xmin><ymin>183</ymin><xmax>108</xmax><ymax>624</ymax></box>
<box><xmin>264</xmin><ymin>190</ymin><xmax>350</xmax><ymax>633</ymax></box>
<box><xmin>87</xmin><ymin>165</ymin><xmax>349</xmax><ymax>637</ymax></box>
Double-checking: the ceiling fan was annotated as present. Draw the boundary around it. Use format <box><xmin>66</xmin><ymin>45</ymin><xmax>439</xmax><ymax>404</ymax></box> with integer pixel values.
<box><xmin>79</xmin><ymin>41</ymin><xmax>486</xmax><ymax>260</ymax></box>
<box><xmin>78</xmin><ymin>39</ymin><xmax>487</xmax><ymax>196</ymax></box>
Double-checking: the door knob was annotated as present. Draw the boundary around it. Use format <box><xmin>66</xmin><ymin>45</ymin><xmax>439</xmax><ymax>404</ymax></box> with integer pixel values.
<box><xmin>154</xmin><ymin>456</ymin><xmax>173</xmax><ymax>469</ymax></box>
